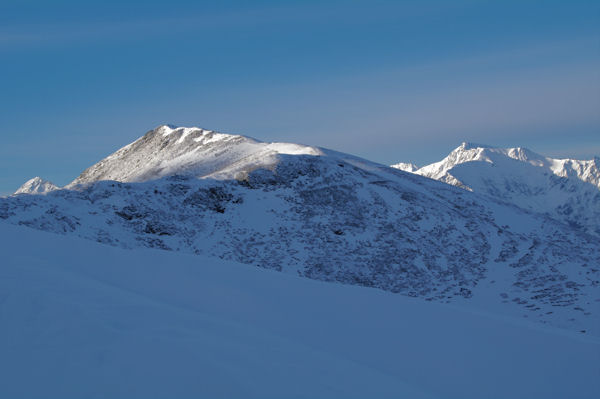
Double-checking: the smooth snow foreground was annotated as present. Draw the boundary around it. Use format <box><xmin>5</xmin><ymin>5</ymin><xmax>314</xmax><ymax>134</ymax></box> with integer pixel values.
<box><xmin>0</xmin><ymin>223</ymin><xmax>598</xmax><ymax>399</ymax></box>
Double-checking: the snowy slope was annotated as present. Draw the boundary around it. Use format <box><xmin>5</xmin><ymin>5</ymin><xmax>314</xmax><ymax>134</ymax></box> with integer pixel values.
<box><xmin>393</xmin><ymin>142</ymin><xmax>600</xmax><ymax>235</ymax></box>
<box><xmin>2</xmin><ymin>126</ymin><xmax>599</xmax><ymax>335</ymax></box>
<box><xmin>1</xmin><ymin>222</ymin><xmax>598</xmax><ymax>399</ymax></box>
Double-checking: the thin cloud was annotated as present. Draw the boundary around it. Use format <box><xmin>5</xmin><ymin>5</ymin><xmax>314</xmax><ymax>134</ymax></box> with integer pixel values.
<box><xmin>243</xmin><ymin>39</ymin><xmax>600</xmax><ymax>152</ymax></box>
<box><xmin>0</xmin><ymin>2</ymin><xmax>431</xmax><ymax>48</ymax></box>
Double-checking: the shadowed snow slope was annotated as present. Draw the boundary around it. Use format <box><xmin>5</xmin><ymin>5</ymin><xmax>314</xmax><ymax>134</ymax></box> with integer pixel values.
<box><xmin>393</xmin><ymin>142</ymin><xmax>600</xmax><ymax>235</ymax></box>
<box><xmin>1</xmin><ymin>223</ymin><xmax>599</xmax><ymax>399</ymax></box>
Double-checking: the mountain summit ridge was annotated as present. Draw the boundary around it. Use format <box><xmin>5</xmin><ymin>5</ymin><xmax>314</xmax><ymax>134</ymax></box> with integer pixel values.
<box><xmin>67</xmin><ymin>124</ymin><xmax>323</xmax><ymax>187</ymax></box>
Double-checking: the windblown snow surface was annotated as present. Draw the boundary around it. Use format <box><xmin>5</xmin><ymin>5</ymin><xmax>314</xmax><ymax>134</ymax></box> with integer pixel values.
<box><xmin>1</xmin><ymin>223</ymin><xmax>598</xmax><ymax>399</ymax></box>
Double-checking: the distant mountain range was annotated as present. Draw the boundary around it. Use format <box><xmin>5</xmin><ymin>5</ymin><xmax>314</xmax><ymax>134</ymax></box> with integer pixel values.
<box><xmin>3</xmin><ymin>125</ymin><xmax>599</xmax><ymax>334</ymax></box>
<box><xmin>392</xmin><ymin>142</ymin><xmax>600</xmax><ymax>236</ymax></box>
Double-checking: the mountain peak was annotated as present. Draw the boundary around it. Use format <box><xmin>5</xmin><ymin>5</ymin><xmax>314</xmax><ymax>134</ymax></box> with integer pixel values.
<box><xmin>450</xmin><ymin>142</ymin><xmax>548</xmax><ymax>166</ymax></box>
<box><xmin>14</xmin><ymin>177</ymin><xmax>59</xmax><ymax>195</ymax></box>
<box><xmin>68</xmin><ymin>125</ymin><xmax>323</xmax><ymax>186</ymax></box>
<box><xmin>390</xmin><ymin>162</ymin><xmax>419</xmax><ymax>172</ymax></box>
<box><xmin>454</xmin><ymin>142</ymin><xmax>541</xmax><ymax>158</ymax></box>
<box><xmin>456</xmin><ymin>142</ymin><xmax>496</xmax><ymax>151</ymax></box>
<box><xmin>146</xmin><ymin>125</ymin><xmax>233</xmax><ymax>142</ymax></box>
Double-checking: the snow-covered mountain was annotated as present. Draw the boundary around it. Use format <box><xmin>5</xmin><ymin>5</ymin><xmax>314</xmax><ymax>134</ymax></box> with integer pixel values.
<box><xmin>392</xmin><ymin>142</ymin><xmax>600</xmax><ymax>235</ymax></box>
<box><xmin>14</xmin><ymin>176</ymin><xmax>59</xmax><ymax>195</ymax></box>
<box><xmin>2</xmin><ymin>126</ymin><xmax>599</xmax><ymax>335</ymax></box>
<box><xmin>68</xmin><ymin>125</ymin><xmax>322</xmax><ymax>186</ymax></box>
<box><xmin>390</xmin><ymin>162</ymin><xmax>419</xmax><ymax>173</ymax></box>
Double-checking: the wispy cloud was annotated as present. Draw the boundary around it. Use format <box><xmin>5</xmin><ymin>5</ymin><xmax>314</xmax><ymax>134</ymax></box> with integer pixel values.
<box><xmin>378</xmin><ymin>63</ymin><xmax>599</xmax><ymax>138</ymax></box>
<box><xmin>271</xmin><ymin>39</ymin><xmax>597</xmax><ymax>137</ymax></box>
<box><xmin>193</xmin><ymin>36</ymin><xmax>598</xmax><ymax>163</ymax></box>
<box><xmin>0</xmin><ymin>2</ymin><xmax>428</xmax><ymax>48</ymax></box>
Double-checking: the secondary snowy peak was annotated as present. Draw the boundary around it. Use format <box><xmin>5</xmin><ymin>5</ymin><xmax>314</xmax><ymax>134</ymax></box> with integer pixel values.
<box><xmin>409</xmin><ymin>142</ymin><xmax>600</xmax><ymax>188</ymax></box>
<box><xmin>550</xmin><ymin>156</ymin><xmax>600</xmax><ymax>189</ymax></box>
<box><xmin>14</xmin><ymin>177</ymin><xmax>59</xmax><ymax>195</ymax></box>
<box><xmin>392</xmin><ymin>143</ymin><xmax>600</xmax><ymax>234</ymax></box>
<box><xmin>412</xmin><ymin>143</ymin><xmax>545</xmax><ymax>183</ymax></box>
<box><xmin>69</xmin><ymin>125</ymin><xmax>323</xmax><ymax>186</ymax></box>
<box><xmin>390</xmin><ymin>162</ymin><xmax>419</xmax><ymax>173</ymax></box>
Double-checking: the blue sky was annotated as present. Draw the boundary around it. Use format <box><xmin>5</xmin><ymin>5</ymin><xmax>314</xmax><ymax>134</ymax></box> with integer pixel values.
<box><xmin>1</xmin><ymin>0</ymin><xmax>599</xmax><ymax>194</ymax></box>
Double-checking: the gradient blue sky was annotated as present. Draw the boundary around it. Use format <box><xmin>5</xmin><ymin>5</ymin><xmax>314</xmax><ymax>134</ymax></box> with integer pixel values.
<box><xmin>1</xmin><ymin>0</ymin><xmax>599</xmax><ymax>194</ymax></box>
